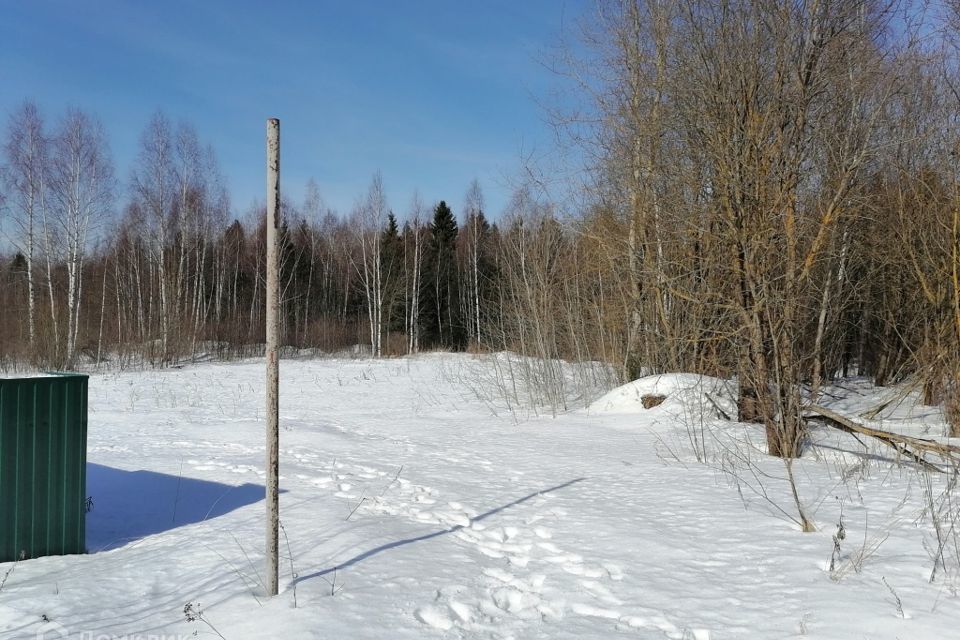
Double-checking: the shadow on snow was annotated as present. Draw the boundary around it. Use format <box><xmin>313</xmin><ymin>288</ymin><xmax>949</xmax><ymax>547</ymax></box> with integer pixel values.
<box><xmin>294</xmin><ymin>477</ymin><xmax>587</xmax><ymax>585</ymax></box>
<box><xmin>86</xmin><ymin>463</ymin><xmax>268</xmax><ymax>551</ymax></box>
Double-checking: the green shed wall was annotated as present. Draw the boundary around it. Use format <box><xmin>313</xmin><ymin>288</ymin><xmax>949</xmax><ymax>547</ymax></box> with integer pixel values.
<box><xmin>0</xmin><ymin>374</ymin><xmax>88</xmax><ymax>562</ymax></box>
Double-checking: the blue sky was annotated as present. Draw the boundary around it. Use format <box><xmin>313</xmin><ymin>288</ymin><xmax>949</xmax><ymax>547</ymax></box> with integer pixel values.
<box><xmin>0</xmin><ymin>0</ymin><xmax>586</xmax><ymax>222</ymax></box>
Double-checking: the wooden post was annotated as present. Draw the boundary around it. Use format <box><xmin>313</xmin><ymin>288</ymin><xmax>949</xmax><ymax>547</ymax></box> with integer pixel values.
<box><xmin>265</xmin><ymin>118</ymin><xmax>280</xmax><ymax>597</ymax></box>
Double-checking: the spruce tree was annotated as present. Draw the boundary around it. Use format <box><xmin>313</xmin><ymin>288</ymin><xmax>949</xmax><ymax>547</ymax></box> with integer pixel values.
<box><xmin>381</xmin><ymin>212</ymin><xmax>404</xmax><ymax>334</ymax></box>
<box><xmin>420</xmin><ymin>200</ymin><xmax>465</xmax><ymax>349</ymax></box>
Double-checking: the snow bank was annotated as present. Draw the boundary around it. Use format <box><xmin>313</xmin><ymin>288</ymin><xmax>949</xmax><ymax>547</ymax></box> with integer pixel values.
<box><xmin>587</xmin><ymin>373</ymin><xmax>737</xmax><ymax>420</ymax></box>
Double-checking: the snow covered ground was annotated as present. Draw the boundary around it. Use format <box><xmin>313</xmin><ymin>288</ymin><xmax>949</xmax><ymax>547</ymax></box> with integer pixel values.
<box><xmin>1</xmin><ymin>354</ymin><xmax>958</xmax><ymax>639</ymax></box>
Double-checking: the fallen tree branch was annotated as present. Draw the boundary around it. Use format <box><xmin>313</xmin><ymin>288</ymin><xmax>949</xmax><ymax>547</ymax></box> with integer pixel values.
<box><xmin>860</xmin><ymin>377</ymin><xmax>923</xmax><ymax>420</ymax></box>
<box><xmin>804</xmin><ymin>404</ymin><xmax>960</xmax><ymax>473</ymax></box>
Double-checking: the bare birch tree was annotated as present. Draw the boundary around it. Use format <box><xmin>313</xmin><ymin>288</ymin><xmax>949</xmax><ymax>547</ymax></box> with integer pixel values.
<box><xmin>405</xmin><ymin>190</ymin><xmax>426</xmax><ymax>354</ymax></box>
<box><xmin>462</xmin><ymin>179</ymin><xmax>488</xmax><ymax>347</ymax></box>
<box><xmin>131</xmin><ymin>112</ymin><xmax>176</xmax><ymax>361</ymax></box>
<box><xmin>2</xmin><ymin>102</ymin><xmax>47</xmax><ymax>353</ymax></box>
<box><xmin>47</xmin><ymin>107</ymin><xmax>115</xmax><ymax>365</ymax></box>
<box><xmin>353</xmin><ymin>171</ymin><xmax>388</xmax><ymax>357</ymax></box>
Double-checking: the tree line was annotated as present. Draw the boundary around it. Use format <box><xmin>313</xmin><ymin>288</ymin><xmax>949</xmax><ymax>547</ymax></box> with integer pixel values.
<box><xmin>0</xmin><ymin>107</ymin><xmax>590</xmax><ymax>380</ymax></box>
<box><xmin>0</xmin><ymin>107</ymin><xmax>507</xmax><ymax>368</ymax></box>
<box><xmin>2</xmin><ymin>0</ymin><xmax>959</xmax><ymax>452</ymax></box>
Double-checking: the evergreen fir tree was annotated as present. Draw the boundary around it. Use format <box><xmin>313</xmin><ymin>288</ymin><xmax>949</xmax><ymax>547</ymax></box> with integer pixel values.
<box><xmin>380</xmin><ymin>212</ymin><xmax>404</xmax><ymax>334</ymax></box>
<box><xmin>420</xmin><ymin>200</ymin><xmax>466</xmax><ymax>349</ymax></box>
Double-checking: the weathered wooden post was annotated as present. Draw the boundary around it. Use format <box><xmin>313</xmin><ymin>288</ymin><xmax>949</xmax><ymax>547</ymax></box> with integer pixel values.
<box><xmin>265</xmin><ymin>117</ymin><xmax>280</xmax><ymax>597</ymax></box>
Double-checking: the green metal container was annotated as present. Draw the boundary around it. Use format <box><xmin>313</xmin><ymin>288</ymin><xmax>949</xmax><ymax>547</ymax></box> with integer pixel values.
<box><xmin>0</xmin><ymin>373</ymin><xmax>88</xmax><ymax>562</ymax></box>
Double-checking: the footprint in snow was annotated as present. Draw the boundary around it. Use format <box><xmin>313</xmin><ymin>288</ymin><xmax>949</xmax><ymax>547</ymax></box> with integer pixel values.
<box><xmin>449</xmin><ymin>600</ymin><xmax>473</xmax><ymax>623</ymax></box>
<box><xmin>492</xmin><ymin>586</ymin><xmax>541</xmax><ymax>615</ymax></box>
<box><xmin>414</xmin><ymin>605</ymin><xmax>453</xmax><ymax>631</ymax></box>
<box><xmin>602</xmin><ymin>563</ymin><xmax>625</xmax><ymax>581</ymax></box>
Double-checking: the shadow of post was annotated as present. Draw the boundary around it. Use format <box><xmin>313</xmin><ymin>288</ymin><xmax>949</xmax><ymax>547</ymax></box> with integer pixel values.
<box><xmin>86</xmin><ymin>463</ymin><xmax>269</xmax><ymax>551</ymax></box>
<box><xmin>294</xmin><ymin>477</ymin><xmax>587</xmax><ymax>585</ymax></box>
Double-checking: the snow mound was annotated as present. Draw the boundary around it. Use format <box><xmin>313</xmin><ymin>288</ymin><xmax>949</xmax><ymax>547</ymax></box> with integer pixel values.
<box><xmin>588</xmin><ymin>373</ymin><xmax>736</xmax><ymax>419</ymax></box>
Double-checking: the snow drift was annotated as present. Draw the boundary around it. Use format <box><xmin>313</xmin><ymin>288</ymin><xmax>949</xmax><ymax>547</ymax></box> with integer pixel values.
<box><xmin>587</xmin><ymin>373</ymin><xmax>737</xmax><ymax>421</ymax></box>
